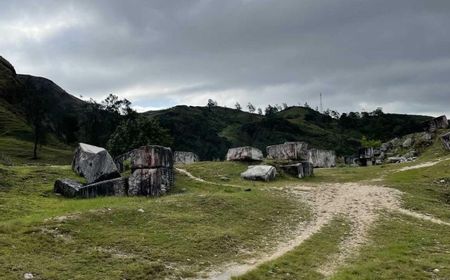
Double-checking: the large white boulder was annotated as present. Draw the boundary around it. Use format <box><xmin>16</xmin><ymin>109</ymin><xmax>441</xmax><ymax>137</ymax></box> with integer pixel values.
<box><xmin>72</xmin><ymin>143</ymin><xmax>120</xmax><ymax>184</ymax></box>
<box><xmin>241</xmin><ymin>165</ymin><xmax>276</xmax><ymax>181</ymax></box>
<box><xmin>226</xmin><ymin>146</ymin><xmax>263</xmax><ymax>161</ymax></box>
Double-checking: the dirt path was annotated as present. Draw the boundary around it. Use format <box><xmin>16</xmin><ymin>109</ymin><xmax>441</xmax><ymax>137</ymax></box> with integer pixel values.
<box><xmin>204</xmin><ymin>182</ymin><xmax>450</xmax><ymax>280</ymax></box>
<box><xmin>178</xmin><ymin>167</ymin><xmax>450</xmax><ymax>279</ymax></box>
<box><xmin>396</xmin><ymin>157</ymin><xmax>450</xmax><ymax>172</ymax></box>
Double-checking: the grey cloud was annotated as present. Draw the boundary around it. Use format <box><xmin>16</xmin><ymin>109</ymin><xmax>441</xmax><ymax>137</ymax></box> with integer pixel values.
<box><xmin>1</xmin><ymin>0</ymin><xmax>449</xmax><ymax>116</ymax></box>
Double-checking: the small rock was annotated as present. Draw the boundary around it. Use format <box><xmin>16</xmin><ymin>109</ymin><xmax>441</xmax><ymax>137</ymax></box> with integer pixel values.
<box><xmin>244</xmin><ymin>188</ymin><xmax>252</xmax><ymax>192</ymax></box>
<box><xmin>137</xmin><ymin>208</ymin><xmax>145</xmax><ymax>213</ymax></box>
<box><xmin>440</xmin><ymin>179</ymin><xmax>445</xmax><ymax>184</ymax></box>
<box><xmin>24</xmin><ymin>273</ymin><xmax>34</xmax><ymax>279</ymax></box>
<box><xmin>433</xmin><ymin>268</ymin><xmax>440</xmax><ymax>273</ymax></box>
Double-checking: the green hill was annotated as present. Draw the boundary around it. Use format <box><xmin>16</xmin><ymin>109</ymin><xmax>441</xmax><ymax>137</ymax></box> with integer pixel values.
<box><xmin>147</xmin><ymin>105</ymin><xmax>431</xmax><ymax>159</ymax></box>
<box><xmin>0</xmin><ymin>55</ymin><xmax>434</xmax><ymax>162</ymax></box>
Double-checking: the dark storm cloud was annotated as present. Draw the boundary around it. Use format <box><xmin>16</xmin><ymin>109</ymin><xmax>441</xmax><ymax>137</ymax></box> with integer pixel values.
<box><xmin>1</xmin><ymin>0</ymin><xmax>449</xmax><ymax>115</ymax></box>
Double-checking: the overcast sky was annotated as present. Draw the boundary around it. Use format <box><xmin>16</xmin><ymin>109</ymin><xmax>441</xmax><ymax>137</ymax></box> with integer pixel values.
<box><xmin>1</xmin><ymin>0</ymin><xmax>450</xmax><ymax>116</ymax></box>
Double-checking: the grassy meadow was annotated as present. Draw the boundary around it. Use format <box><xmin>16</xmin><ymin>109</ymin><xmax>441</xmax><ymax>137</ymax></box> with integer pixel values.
<box><xmin>0</xmin><ymin>133</ymin><xmax>449</xmax><ymax>279</ymax></box>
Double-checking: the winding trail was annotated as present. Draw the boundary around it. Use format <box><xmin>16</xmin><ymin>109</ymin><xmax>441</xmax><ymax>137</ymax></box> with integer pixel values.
<box><xmin>177</xmin><ymin>167</ymin><xmax>450</xmax><ymax>279</ymax></box>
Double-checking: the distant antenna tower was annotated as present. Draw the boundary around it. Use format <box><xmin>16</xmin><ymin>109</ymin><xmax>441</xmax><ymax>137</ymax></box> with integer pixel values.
<box><xmin>320</xmin><ymin>93</ymin><xmax>323</xmax><ymax>112</ymax></box>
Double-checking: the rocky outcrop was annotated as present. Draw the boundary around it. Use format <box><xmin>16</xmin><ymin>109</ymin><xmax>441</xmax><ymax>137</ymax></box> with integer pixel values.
<box><xmin>307</xmin><ymin>149</ymin><xmax>336</xmax><ymax>168</ymax></box>
<box><xmin>226</xmin><ymin>146</ymin><xmax>263</xmax><ymax>161</ymax></box>
<box><xmin>241</xmin><ymin>165</ymin><xmax>276</xmax><ymax>181</ymax></box>
<box><xmin>174</xmin><ymin>151</ymin><xmax>199</xmax><ymax>164</ymax></box>
<box><xmin>54</xmin><ymin>177</ymin><xmax>128</xmax><ymax>198</ymax></box>
<box><xmin>441</xmin><ymin>132</ymin><xmax>450</xmax><ymax>150</ymax></box>
<box><xmin>266</xmin><ymin>142</ymin><xmax>309</xmax><ymax>160</ymax></box>
<box><xmin>378</xmin><ymin>132</ymin><xmax>433</xmax><ymax>163</ymax></box>
<box><xmin>280</xmin><ymin>161</ymin><xmax>314</xmax><ymax>178</ymax></box>
<box><xmin>128</xmin><ymin>145</ymin><xmax>174</xmax><ymax>196</ymax></box>
<box><xmin>72</xmin><ymin>143</ymin><xmax>120</xmax><ymax>184</ymax></box>
<box><xmin>424</xmin><ymin>115</ymin><xmax>448</xmax><ymax>132</ymax></box>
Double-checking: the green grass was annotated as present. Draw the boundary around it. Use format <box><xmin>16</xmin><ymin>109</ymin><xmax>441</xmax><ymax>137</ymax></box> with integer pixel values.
<box><xmin>178</xmin><ymin>161</ymin><xmax>306</xmax><ymax>188</ymax></box>
<box><xmin>332</xmin><ymin>213</ymin><xmax>450</xmax><ymax>280</ymax></box>
<box><xmin>0</xmin><ymin>136</ymin><xmax>73</xmax><ymax>165</ymax></box>
<box><xmin>235</xmin><ymin>218</ymin><xmax>351</xmax><ymax>280</ymax></box>
<box><xmin>0</xmin><ymin>164</ymin><xmax>310</xmax><ymax>279</ymax></box>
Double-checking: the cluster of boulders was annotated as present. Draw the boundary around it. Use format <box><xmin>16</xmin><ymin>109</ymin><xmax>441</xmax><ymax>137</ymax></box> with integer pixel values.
<box><xmin>349</xmin><ymin>115</ymin><xmax>449</xmax><ymax>166</ymax></box>
<box><xmin>226</xmin><ymin>142</ymin><xmax>323</xmax><ymax>181</ymax></box>
<box><xmin>54</xmin><ymin>143</ymin><xmax>174</xmax><ymax>198</ymax></box>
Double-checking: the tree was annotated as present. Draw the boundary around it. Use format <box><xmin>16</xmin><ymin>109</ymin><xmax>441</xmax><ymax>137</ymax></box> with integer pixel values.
<box><xmin>23</xmin><ymin>91</ymin><xmax>48</xmax><ymax>159</ymax></box>
<box><xmin>207</xmin><ymin>99</ymin><xmax>218</xmax><ymax>109</ymax></box>
<box><xmin>304</xmin><ymin>102</ymin><xmax>310</xmax><ymax>108</ymax></box>
<box><xmin>282</xmin><ymin>103</ymin><xmax>288</xmax><ymax>110</ymax></box>
<box><xmin>264</xmin><ymin>105</ymin><xmax>279</xmax><ymax>116</ymax></box>
<box><xmin>234</xmin><ymin>102</ymin><xmax>242</xmax><ymax>111</ymax></box>
<box><xmin>361</xmin><ymin>136</ymin><xmax>382</xmax><ymax>148</ymax></box>
<box><xmin>257</xmin><ymin>108</ymin><xmax>263</xmax><ymax>115</ymax></box>
<box><xmin>79</xmin><ymin>94</ymin><xmax>133</xmax><ymax>146</ymax></box>
<box><xmin>107</xmin><ymin>113</ymin><xmax>173</xmax><ymax>156</ymax></box>
<box><xmin>247</xmin><ymin>102</ymin><xmax>256</xmax><ymax>113</ymax></box>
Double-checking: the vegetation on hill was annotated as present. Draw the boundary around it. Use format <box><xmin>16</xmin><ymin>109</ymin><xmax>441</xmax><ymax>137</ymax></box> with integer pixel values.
<box><xmin>0</xmin><ymin>55</ymin><xmax>434</xmax><ymax>161</ymax></box>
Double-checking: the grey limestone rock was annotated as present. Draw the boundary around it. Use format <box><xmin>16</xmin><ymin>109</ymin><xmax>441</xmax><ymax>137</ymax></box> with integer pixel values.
<box><xmin>226</xmin><ymin>146</ymin><xmax>263</xmax><ymax>161</ymax></box>
<box><xmin>241</xmin><ymin>165</ymin><xmax>276</xmax><ymax>181</ymax></box>
<box><xmin>72</xmin><ymin>143</ymin><xmax>120</xmax><ymax>184</ymax></box>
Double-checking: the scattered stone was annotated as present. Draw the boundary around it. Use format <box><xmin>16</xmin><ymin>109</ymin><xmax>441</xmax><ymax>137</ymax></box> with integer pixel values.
<box><xmin>441</xmin><ymin>132</ymin><xmax>450</xmax><ymax>150</ymax></box>
<box><xmin>433</xmin><ymin>268</ymin><xmax>440</xmax><ymax>273</ymax></box>
<box><xmin>241</xmin><ymin>165</ymin><xmax>276</xmax><ymax>181</ymax></box>
<box><xmin>174</xmin><ymin>151</ymin><xmax>199</xmax><ymax>164</ymax></box>
<box><xmin>244</xmin><ymin>188</ymin><xmax>252</xmax><ymax>192</ymax></box>
<box><xmin>266</xmin><ymin>142</ymin><xmax>309</xmax><ymax>160</ymax></box>
<box><xmin>54</xmin><ymin>177</ymin><xmax>129</xmax><ymax>198</ymax></box>
<box><xmin>137</xmin><ymin>208</ymin><xmax>145</xmax><ymax>213</ymax></box>
<box><xmin>23</xmin><ymin>273</ymin><xmax>34</xmax><ymax>279</ymax></box>
<box><xmin>280</xmin><ymin>162</ymin><xmax>314</xmax><ymax>178</ymax></box>
<box><xmin>53</xmin><ymin>179</ymin><xmax>83</xmax><ymax>198</ymax></box>
<box><xmin>219</xmin><ymin>176</ymin><xmax>230</xmax><ymax>181</ymax></box>
<box><xmin>72</xmin><ymin>143</ymin><xmax>120</xmax><ymax>184</ymax></box>
<box><xmin>386</xmin><ymin>157</ymin><xmax>407</xmax><ymax>164</ymax></box>
<box><xmin>307</xmin><ymin>149</ymin><xmax>336</xmax><ymax>168</ymax></box>
<box><xmin>79</xmin><ymin>177</ymin><xmax>128</xmax><ymax>198</ymax></box>
<box><xmin>226</xmin><ymin>146</ymin><xmax>263</xmax><ymax>161</ymax></box>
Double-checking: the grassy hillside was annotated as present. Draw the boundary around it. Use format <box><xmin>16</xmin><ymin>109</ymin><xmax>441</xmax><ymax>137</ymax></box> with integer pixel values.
<box><xmin>147</xmin><ymin>105</ymin><xmax>431</xmax><ymax>159</ymax></box>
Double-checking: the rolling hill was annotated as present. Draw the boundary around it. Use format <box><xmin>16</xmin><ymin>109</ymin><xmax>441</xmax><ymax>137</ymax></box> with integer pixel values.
<box><xmin>0</xmin><ymin>55</ymin><xmax>433</xmax><ymax>162</ymax></box>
